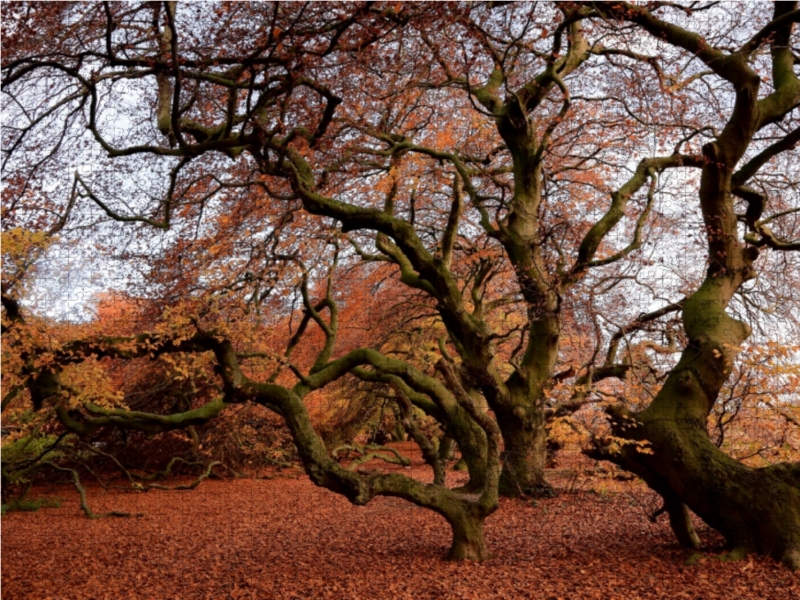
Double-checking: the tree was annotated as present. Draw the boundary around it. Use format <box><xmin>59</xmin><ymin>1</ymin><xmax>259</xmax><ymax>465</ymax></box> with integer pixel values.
<box><xmin>578</xmin><ymin>0</ymin><xmax>800</xmax><ymax>569</ymax></box>
<box><xmin>2</xmin><ymin>1</ymin><xmax>799</xmax><ymax>567</ymax></box>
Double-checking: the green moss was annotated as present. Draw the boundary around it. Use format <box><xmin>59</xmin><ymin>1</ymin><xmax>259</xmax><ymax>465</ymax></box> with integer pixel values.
<box><xmin>685</xmin><ymin>552</ymin><xmax>705</xmax><ymax>566</ymax></box>
<box><xmin>1</xmin><ymin>496</ymin><xmax>61</xmax><ymax>516</ymax></box>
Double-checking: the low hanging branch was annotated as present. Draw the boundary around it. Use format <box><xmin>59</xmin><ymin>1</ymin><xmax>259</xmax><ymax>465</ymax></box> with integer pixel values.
<box><xmin>331</xmin><ymin>443</ymin><xmax>411</xmax><ymax>470</ymax></box>
<box><xmin>391</xmin><ymin>387</ymin><xmax>447</xmax><ymax>487</ymax></box>
<box><xmin>132</xmin><ymin>456</ymin><xmax>210</xmax><ymax>482</ymax></box>
<box><xmin>137</xmin><ymin>461</ymin><xmax>222</xmax><ymax>491</ymax></box>
<box><xmin>41</xmin><ymin>461</ymin><xmax>145</xmax><ymax>519</ymax></box>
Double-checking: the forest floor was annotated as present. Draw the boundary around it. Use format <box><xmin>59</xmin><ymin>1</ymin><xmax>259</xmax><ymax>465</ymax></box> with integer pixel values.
<box><xmin>2</xmin><ymin>444</ymin><xmax>798</xmax><ymax>600</ymax></box>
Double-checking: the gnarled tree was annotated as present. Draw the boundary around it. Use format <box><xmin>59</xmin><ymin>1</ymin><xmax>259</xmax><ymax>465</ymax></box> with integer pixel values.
<box><xmin>580</xmin><ymin>1</ymin><xmax>800</xmax><ymax>569</ymax></box>
<box><xmin>3</xmin><ymin>0</ymin><xmax>799</xmax><ymax>567</ymax></box>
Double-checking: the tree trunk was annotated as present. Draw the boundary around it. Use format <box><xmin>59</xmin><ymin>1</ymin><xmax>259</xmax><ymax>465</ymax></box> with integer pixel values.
<box><xmin>494</xmin><ymin>405</ymin><xmax>549</xmax><ymax>497</ymax></box>
<box><xmin>489</xmin><ymin>312</ymin><xmax>560</xmax><ymax>498</ymax></box>
<box><xmin>438</xmin><ymin>435</ymin><xmax>455</xmax><ymax>461</ymax></box>
<box><xmin>451</xmin><ymin>432</ymin><xmax>488</xmax><ymax>493</ymax></box>
<box><xmin>663</xmin><ymin>493</ymin><xmax>701</xmax><ymax>550</ymax></box>
<box><xmin>597</xmin><ymin>311</ymin><xmax>800</xmax><ymax>568</ymax></box>
<box><xmin>624</xmin><ymin>407</ymin><xmax>800</xmax><ymax>569</ymax></box>
<box><xmin>446</xmin><ymin>510</ymin><xmax>491</xmax><ymax>561</ymax></box>
<box><xmin>641</xmin><ymin>263</ymin><xmax>798</xmax><ymax>568</ymax></box>
<box><xmin>443</xmin><ymin>393</ymin><xmax>490</xmax><ymax>493</ymax></box>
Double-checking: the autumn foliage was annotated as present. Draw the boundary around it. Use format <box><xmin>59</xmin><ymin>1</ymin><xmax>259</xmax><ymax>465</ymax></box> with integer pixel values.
<box><xmin>2</xmin><ymin>0</ymin><xmax>800</xmax><ymax>578</ymax></box>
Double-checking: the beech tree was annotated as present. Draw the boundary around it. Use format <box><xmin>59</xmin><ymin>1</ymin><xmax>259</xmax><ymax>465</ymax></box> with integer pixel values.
<box><xmin>579</xmin><ymin>0</ymin><xmax>800</xmax><ymax>570</ymax></box>
<box><xmin>2</xmin><ymin>1</ymin><xmax>799</xmax><ymax>566</ymax></box>
<box><xmin>2</xmin><ymin>1</ymin><xmax>507</xmax><ymax>560</ymax></box>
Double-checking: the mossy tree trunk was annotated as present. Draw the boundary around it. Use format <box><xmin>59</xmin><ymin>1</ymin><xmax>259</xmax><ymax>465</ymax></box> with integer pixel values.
<box><xmin>438</xmin><ymin>435</ymin><xmax>456</xmax><ymax>461</ymax></box>
<box><xmin>597</xmin><ymin>398</ymin><xmax>800</xmax><ymax>568</ymax></box>
<box><xmin>590</xmin><ymin>2</ymin><xmax>800</xmax><ymax>569</ymax></box>
<box><xmin>494</xmin><ymin>402</ymin><xmax>549</xmax><ymax>497</ymax></box>
<box><xmin>596</xmin><ymin>272</ymin><xmax>800</xmax><ymax>566</ymax></box>
<box><xmin>446</xmin><ymin>508</ymin><xmax>491</xmax><ymax>560</ymax></box>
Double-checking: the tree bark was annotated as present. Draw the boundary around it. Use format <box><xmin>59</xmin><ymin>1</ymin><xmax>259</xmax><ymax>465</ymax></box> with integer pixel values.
<box><xmin>446</xmin><ymin>509</ymin><xmax>491</xmax><ymax>561</ymax></box>
<box><xmin>446</xmin><ymin>411</ymin><xmax>490</xmax><ymax>493</ymax></box>
<box><xmin>494</xmin><ymin>404</ymin><xmax>549</xmax><ymax>497</ymax></box>
<box><xmin>596</xmin><ymin>269</ymin><xmax>800</xmax><ymax>568</ymax></box>
<box><xmin>664</xmin><ymin>498</ymin><xmax>701</xmax><ymax>551</ymax></box>
<box><xmin>606</xmin><ymin>407</ymin><xmax>800</xmax><ymax>568</ymax></box>
<box><xmin>438</xmin><ymin>435</ymin><xmax>455</xmax><ymax>461</ymax></box>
